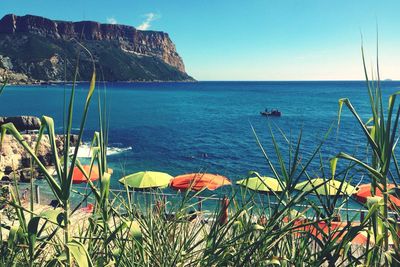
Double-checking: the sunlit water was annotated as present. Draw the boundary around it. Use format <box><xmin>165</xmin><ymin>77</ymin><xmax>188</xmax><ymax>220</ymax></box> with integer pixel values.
<box><xmin>2</xmin><ymin>81</ymin><xmax>399</xmax><ymax>212</ymax></box>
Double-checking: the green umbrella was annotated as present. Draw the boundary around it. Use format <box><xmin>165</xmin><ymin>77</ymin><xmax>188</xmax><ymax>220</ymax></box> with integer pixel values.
<box><xmin>119</xmin><ymin>171</ymin><xmax>173</xmax><ymax>189</ymax></box>
<box><xmin>236</xmin><ymin>176</ymin><xmax>284</xmax><ymax>192</ymax></box>
<box><xmin>294</xmin><ymin>178</ymin><xmax>355</xmax><ymax>196</ymax></box>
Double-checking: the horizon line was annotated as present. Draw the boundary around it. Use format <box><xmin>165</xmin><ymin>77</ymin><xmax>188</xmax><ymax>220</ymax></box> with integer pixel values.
<box><xmin>196</xmin><ymin>79</ymin><xmax>397</xmax><ymax>82</ymax></box>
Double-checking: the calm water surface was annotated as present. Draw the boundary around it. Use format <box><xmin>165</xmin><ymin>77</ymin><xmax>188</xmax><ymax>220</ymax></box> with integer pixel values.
<box><xmin>1</xmin><ymin>81</ymin><xmax>400</xmax><ymax>194</ymax></box>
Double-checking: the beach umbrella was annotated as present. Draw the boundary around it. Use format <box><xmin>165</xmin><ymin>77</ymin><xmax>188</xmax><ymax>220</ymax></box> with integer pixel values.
<box><xmin>72</xmin><ymin>165</ymin><xmax>99</xmax><ymax>184</ymax></box>
<box><xmin>170</xmin><ymin>173</ymin><xmax>231</xmax><ymax>191</ymax></box>
<box><xmin>304</xmin><ymin>221</ymin><xmax>368</xmax><ymax>245</ymax></box>
<box><xmin>352</xmin><ymin>227</ymin><xmax>395</xmax><ymax>245</ymax></box>
<box><xmin>299</xmin><ymin>220</ymin><xmax>394</xmax><ymax>246</ymax></box>
<box><xmin>303</xmin><ymin>221</ymin><xmax>346</xmax><ymax>239</ymax></box>
<box><xmin>323</xmin><ymin>222</ymin><xmax>393</xmax><ymax>245</ymax></box>
<box><xmin>72</xmin><ymin>165</ymin><xmax>113</xmax><ymax>184</ymax></box>
<box><xmin>294</xmin><ymin>178</ymin><xmax>356</xmax><ymax>196</ymax></box>
<box><xmin>236</xmin><ymin>176</ymin><xmax>284</xmax><ymax>192</ymax></box>
<box><xmin>119</xmin><ymin>171</ymin><xmax>173</xmax><ymax>189</ymax></box>
<box><xmin>353</xmin><ymin>183</ymin><xmax>400</xmax><ymax>208</ymax></box>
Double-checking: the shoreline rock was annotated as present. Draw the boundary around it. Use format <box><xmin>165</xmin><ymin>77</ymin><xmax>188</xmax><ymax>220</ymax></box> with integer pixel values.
<box><xmin>0</xmin><ymin>116</ymin><xmax>41</xmax><ymax>131</ymax></box>
<box><xmin>0</xmin><ymin>132</ymin><xmax>78</xmax><ymax>182</ymax></box>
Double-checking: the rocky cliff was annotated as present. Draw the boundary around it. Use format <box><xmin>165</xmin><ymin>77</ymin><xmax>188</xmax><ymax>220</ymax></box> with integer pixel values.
<box><xmin>0</xmin><ymin>134</ymin><xmax>78</xmax><ymax>182</ymax></box>
<box><xmin>0</xmin><ymin>116</ymin><xmax>78</xmax><ymax>182</ymax></box>
<box><xmin>0</xmin><ymin>116</ymin><xmax>41</xmax><ymax>131</ymax></box>
<box><xmin>0</xmin><ymin>14</ymin><xmax>193</xmax><ymax>83</ymax></box>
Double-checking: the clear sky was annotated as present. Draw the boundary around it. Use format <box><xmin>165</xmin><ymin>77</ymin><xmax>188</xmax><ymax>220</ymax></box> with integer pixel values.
<box><xmin>0</xmin><ymin>0</ymin><xmax>399</xmax><ymax>81</ymax></box>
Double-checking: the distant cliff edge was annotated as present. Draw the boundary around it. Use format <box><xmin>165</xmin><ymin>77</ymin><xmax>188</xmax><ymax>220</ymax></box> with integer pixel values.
<box><xmin>0</xmin><ymin>14</ymin><xmax>194</xmax><ymax>83</ymax></box>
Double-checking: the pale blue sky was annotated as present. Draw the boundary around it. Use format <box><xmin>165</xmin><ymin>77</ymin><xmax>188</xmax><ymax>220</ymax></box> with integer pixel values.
<box><xmin>0</xmin><ymin>0</ymin><xmax>399</xmax><ymax>80</ymax></box>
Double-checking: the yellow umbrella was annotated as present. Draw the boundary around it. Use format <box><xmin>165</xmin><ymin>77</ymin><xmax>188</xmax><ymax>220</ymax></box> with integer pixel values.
<box><xmin>295</xmin><ymin>178</ymin><xmax>355</xmax><ymax>196</ymax></box>
<box><xmin>119</xmin><ymin>171</ymin><xmax>173</xmax><ymax>189</ymax></box>
<box><xmin>236</xmin><ymin>176</ymin><xmax>284</xmax><ymax>192</ymax></box>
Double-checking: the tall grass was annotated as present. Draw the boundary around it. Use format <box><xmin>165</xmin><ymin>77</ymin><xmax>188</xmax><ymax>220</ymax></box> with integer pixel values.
<box><xmin>0</xmin><ymin>43</ymin><xmax>399</xmax><ymax>266</ymax></box>
<box><xmin>336</xmin><ymin>44</ymin><xmax>400</xmax><ymax>265</ymax></box>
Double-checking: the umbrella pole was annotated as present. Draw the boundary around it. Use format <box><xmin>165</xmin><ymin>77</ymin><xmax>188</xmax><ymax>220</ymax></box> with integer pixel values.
<box><xmin>131</xmin><ymin>188</ymin><xmax>135</xmax><ymax>211</ymax></box>
<box><xmin>198</xmin><ymin>197</ymin><xmax>202</xmax><ymax>211</ymax></box>
<box><xmin>85</xmin><ymin>182</ymin><xmax>88</xmax><ymax>207</ymax></box>
<box><xmin>266</xmin><ymin>192</ymin><xmax>272</xmax><ymax>218</ymax></box>
<box><xmin>152</xmin><ymin>190</ymin><xmax>156</xmax><ymax>212</ymax></box>
<box><xmin>163</xmin><ymin>194</ymin><xmax>167</xmax><ymax>214</ymax></box>
<box><xmin>219</xmin><ymin>196</ymin><xmax>229</xmax><ymax>225</ymax></box>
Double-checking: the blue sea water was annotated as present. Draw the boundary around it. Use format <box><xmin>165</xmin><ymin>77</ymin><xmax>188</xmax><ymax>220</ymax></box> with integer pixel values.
<box><xmin>1</xmin><ymin>81</ymin><xmax>400</xmax><ymax>194</ymax></box>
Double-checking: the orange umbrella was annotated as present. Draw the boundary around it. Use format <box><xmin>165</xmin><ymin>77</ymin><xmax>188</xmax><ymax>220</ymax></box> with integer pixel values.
<box><xmin>72</xmin><ymin>165</ymin><xmax>113</xmax><ymax>184</ymax></box>
<box><xmin>298</xmin><ymin>221</ymin><xmax>343</xmax><ymax>239</ymax></box>
<box><xmin>170</xmin><ymin>173</ymin><xmax>231</xmax><ymax>191</ymax></box>
<box><xmin>72</xmin><ymin>165</ymin><xmax>99</xmax><ymax>184</ymax></box>
<box><xmin>354</xmin><ymin>183</ymin><xmax>400</xmax><ymax>208</ymax></box>
<box><xmin>300</xmin><ymin>221</ymin><xmax>369</xmax><ymax>245</ymax></box>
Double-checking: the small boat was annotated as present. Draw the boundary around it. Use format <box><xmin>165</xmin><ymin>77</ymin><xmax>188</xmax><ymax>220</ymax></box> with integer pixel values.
<box><xmin>260</xmin><ymin>109</ymin><xmax>281</xmax><ymax>117</ymax></box>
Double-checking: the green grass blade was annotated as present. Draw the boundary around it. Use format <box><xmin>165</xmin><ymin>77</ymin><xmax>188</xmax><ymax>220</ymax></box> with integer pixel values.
<box><xmin>1</xmin><ymin>123</ymin><xmax>62</xmax><ymax>200</ymax></box>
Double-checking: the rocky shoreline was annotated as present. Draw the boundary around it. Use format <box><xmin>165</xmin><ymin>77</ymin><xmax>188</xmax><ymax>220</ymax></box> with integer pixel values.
<box><xmin>0</xmin><ymin>116</ymin><xmax>78</xmax><ymax>182</ymax></box>
<box><xmin>3</xmin><ymin>78</ymin><xmax>198</xmax><ymax>86</ymax></box>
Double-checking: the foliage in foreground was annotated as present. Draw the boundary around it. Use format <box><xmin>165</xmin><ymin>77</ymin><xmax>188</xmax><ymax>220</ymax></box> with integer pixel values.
<box><xmin>0</xmin><ymin>46</ymin><xmax>399</xmax><ymax>267</ymax></box>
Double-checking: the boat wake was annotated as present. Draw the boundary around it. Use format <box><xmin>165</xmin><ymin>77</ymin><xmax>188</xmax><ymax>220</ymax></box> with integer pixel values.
<box><xmin>72</xmin><ymin>143</ymin><xmax>132</xmax><ymax>158</ymax></box>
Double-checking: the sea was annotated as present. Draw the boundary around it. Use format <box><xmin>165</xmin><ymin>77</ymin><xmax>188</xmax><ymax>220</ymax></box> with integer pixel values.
<box><xmin>1</xmin><ymin>81</ymin><xmax>399</xmax><ymax>209</ymax></box>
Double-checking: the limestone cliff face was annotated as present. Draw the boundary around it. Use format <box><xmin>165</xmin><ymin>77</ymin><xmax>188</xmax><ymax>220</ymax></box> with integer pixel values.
<box><xmin>0</xmin><ymin>14</ymin><xmax>193</xmax><ymax>82</ymax></box>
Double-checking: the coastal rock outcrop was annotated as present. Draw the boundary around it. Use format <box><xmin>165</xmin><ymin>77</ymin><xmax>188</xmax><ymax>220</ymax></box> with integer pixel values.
<box><xmin>0</xmin><ymin>14</ymin><xmax>193</xmax><ymax>83</ymax></box>
<box><xmin>0</xmin><ymin>116</ymin><xmax>41</xmax><ymax>131</ymax></box>
<box><xmin>0</xmin><ymin>116</ymin><xmax>78</xmax><ymax>182</ymax></box>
